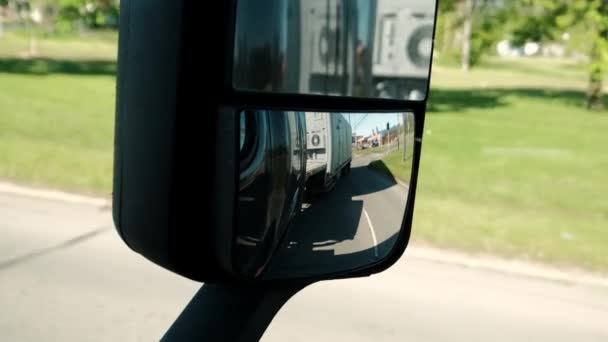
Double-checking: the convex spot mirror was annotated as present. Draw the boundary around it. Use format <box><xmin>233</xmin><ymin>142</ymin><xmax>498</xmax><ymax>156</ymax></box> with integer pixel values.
<box><xmin>237</xmin><ymin>111</ymin><xmax>417</xmax><ymax>280</ymax></box>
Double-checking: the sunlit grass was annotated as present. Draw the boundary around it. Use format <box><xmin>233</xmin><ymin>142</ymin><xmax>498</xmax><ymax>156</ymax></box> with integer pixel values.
<box><xmin>378</xmin><ymin>63</ymin><xmax>608</xmax><ymax>273</ymax></box>
<box><xmin>0</xmin><ymin>32</ymin><xmax>116</xmax><ymax>196</ymax></box>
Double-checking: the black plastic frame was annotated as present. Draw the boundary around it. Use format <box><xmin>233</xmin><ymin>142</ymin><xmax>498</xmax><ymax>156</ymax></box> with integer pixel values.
<box><xmin>113</xmin><ymin>0</ymin><xmax>438</xmax><ymax>285</ymax></box>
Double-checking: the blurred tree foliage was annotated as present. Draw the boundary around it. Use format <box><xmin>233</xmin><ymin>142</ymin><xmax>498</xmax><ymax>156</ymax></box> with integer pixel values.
<box><xmin>0</xmin><ymin>0</ymin><xmax>118</xmax><ymax>33</ymax></box>
<box><xmin>511</xmin><ymin>0</ymin><xmax>608</xmax><ymax>109</ymax></box>
<box><xmin>436</xmin><ymin>0</ymin><xmax>512</xmax><ymax>69</ymax></box>
<box><xmin>436</xmin><ymin>0</ymin><xmax>607</xmax><ymax>110</ymax></box>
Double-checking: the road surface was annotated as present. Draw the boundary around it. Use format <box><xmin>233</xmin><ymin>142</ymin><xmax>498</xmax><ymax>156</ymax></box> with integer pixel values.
<box><xmin>1</xmin><ymin>178</ymin><xmax>607</xmax><ymax>341</ymax></box>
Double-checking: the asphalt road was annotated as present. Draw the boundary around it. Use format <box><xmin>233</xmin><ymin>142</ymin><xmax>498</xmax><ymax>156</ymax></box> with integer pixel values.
<box><xmin>1</xmin><ymin>178</ymin><xmax>607</xmax><ymax>341</ymax></box>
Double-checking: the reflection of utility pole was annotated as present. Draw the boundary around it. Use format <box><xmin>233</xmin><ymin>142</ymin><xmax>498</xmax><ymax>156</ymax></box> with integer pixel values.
<box><xmin>348</xmin><ymin>113</ymin><xmax>352</xmax><ymax>146</ymax></box>
<box><xmin>395</xmin><ymin>125</ymin><xmax>399</xmax><ymax>151</ymax></box>
<box><xmin>402</xmin><ymin>113</ymin><xmax>407</xmax><ymax>161</ymax></box>
<box><xmin>395</xmin><ymin>113</ymin><xmax>400</xmax><ymax>152</ymax></box>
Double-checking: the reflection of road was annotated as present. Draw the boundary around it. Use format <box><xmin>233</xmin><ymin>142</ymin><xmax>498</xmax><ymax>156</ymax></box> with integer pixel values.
<box><xmin>350</xmin><ymin>152</ymin><xmax>408</xmax><ymax>258</ymax></box>
<box><xmin>266</xmin><ymin>153</ymin><xmax>408</xmax><ymax>278</ymax></box>
<box><xmin>1</xmin><ymin>192</ymin><xmax>607</xmax><ymax>341</ymax></box>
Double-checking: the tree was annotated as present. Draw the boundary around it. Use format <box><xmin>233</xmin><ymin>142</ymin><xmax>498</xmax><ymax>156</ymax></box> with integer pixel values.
<box><xmin>566</xmin><ymin>1</ymin><xmax>608</xmax><ymax>110</ymax></box>
<box><xmin>53</xmin><ymin>0</ymin><xmax>119</xmax><ymax>32</ymax></box>
<box><xmin>0</xmin><ymin>1</ymin><xmax>6</xmax><ymax>37</ymax></box>
<box><xmin>512</xmin><ymin>0</ymin><xmax>608</xmax><ymax>110</ymax></box>
<box><xmin>462</xmin><ymin>0</ymin><xmax>473</xmax><ymax>71</ymax></box>
<box><xmin>437</xmin><ymin>0</ymin><xmax>511</xmax><ymax>70</ymax></box>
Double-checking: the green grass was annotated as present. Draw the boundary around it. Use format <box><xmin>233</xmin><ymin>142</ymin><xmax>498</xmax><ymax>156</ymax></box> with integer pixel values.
<box><xmin>0</xmin><ymin>31</ymin><xmax>118</xmax><ymax>60</ymax></box>
<box><xmin>431</xmin><ymin>55</ymin><xmax>592</xmax><ymax>92</ymax></box>
<box><xmin>0</xmin><ymin>33</ymin><xmax>116</xmax><ymax>196</ymax></box>
<box><xmin>419</xmin><ymin>91</ymin><xmax>607</xmax><ymax>271</ymax></box>
<box><xmin>479</xmin><ymin>56</ymin><xmax>588</xmax><ymax>81</ymax></box>
<box><xmin>375</xmin><ymin>63</ymin><xmax>608</xmax><ymax>274</ymax></box>
<box><xmin>369</xmin><ymin>152</ymin><xmax>413</xmax><ymax>184</ymax></box>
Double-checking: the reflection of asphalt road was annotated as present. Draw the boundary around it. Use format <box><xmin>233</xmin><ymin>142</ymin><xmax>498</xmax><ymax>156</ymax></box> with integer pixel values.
<box><xmin>351</xmin><ymin>153</ymin><xmax>408</xmax><ymax>257</ymax></box>
<box><xmin>1</xmin><ymin>192</ymin><xmax>607</xmax><ymax>341</ymax></box>
<box><xmin>266</xmin><ymin>153</ymin><xmax>409</xmax><ymax>279</ymax></box>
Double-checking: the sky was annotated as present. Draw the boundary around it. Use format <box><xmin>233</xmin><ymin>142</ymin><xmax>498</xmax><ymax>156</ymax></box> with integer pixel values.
<box><xmin>343</xmin><ymin>113</ymin><xmax>404</xmax><ymax>137</ymax></box>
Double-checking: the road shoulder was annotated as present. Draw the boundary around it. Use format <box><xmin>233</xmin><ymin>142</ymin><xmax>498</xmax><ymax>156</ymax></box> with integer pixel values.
<box><xmin>0</xmin><ymin>181</ymin><xmax>110</xmax><ymax>208</ymax></box>
<box><xmin>406</xmin><ymin>242</ymin><xmax>608</xmax><ymax>288</ymax></box>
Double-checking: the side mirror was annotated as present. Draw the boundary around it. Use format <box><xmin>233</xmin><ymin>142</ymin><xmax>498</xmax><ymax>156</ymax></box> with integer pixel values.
<box><xmin>113</xmin><ymin>0</ymin><xmax>438</xmax><ymax>283</ymax></box>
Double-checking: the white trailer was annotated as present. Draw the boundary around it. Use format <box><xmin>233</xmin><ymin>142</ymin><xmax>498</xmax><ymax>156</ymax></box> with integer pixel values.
<box><xmin>305</xmin><ymin>112</ymin><xmax>352</xmax><ymax>193</ymax></box>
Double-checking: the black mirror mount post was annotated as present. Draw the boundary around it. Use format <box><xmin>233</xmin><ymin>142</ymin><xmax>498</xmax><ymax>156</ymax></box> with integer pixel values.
<box><xmin>161</xmin><ymin>282</ymin><xmax>310</xmax><ymax>342</ymax></box>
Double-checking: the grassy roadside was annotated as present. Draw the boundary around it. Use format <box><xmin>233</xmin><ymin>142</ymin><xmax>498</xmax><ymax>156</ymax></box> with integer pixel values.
<box><xmin>0</xmin><ymin>31</ymin><xmax>118</xmax><ymax>60</ymax></box>
<box><xmin>368</xmin><ymin>150</ymin><xmax>414</xmax><ymax>184</ymax></box>
<box><xmin>0</xmin><ymin>33</ymin><xmax>116</xmax><ymax>196</ymax></box>
<box><xmin>373</xmin><ymin>68</ymin><xmax>608</xmax><ymax>273</ymax></box>
<box><xmin>0</xmin><ymin>72</ymin><xmax>116</xmax><ymax>196</ymax></box>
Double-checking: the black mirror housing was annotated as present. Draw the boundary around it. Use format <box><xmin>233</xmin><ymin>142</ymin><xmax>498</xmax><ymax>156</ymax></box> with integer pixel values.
<box><xmin>113</xmin><ymin>0</ymin><xmax>437</xmax><ymax>284</ymax></box>
<box><xmin>113</xmin><ymin>1</ymin><xmax>236</xmax><ymax>282</ymax></box>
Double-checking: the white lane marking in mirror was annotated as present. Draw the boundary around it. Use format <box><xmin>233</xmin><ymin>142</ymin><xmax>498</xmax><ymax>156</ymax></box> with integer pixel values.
<box><xmin>235</xmin><ymin>236</ymin><xmax>257</xmax><ymax>247</ymax></box>
<box><xmin>363</xmin><ymin>209</ymin><xmax>379</xmax><ymax>258</ymax></box>
<box><xmin>242</xmin><ymin>236</ymin><xmax>261</xmax><ymax>242</ymax></box>
<box><xmin>313</xmin><ymin>240</ymin><xmax>339</xmax><ymax>246</ymax></box>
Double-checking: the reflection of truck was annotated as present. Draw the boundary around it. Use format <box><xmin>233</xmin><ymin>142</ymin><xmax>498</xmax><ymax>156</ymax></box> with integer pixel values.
<box><xmin>236</xmin><ymin>111</ymin><xmax>352</xmax><ymax>276</ymax></box>
<box><xmin>233</xmin><ymin>0</ymin><xmax>435</xmax><ymax>100</ymax></box>
<box><xmin>304</xmin><ymin>113</ymin><xmax>352</xmax><ymax>194</ymax></box>
<box><xmin>372</xmin><ymin>0</ymin><xmax>435</xmax><ymax>100</ymax></box>
<box><xmin>297</xmin><ymin>0</ymin><xmax>358</xmax><ymax>97</ymax></box>
<box><xmin>298</xmin><ymin>0</ymin><xmax>435</xmax><ymax>100</ymax></box>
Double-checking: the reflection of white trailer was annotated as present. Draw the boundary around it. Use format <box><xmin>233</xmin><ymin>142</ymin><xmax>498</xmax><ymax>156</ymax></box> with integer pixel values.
<box><xmin>305</xmin><ymin>112</ymin><xmax>352</xmax><ymax>193</ymax></box>
<box><xmin>372</xmin><ymin>0</ymin><xmax>435</xmax><ymax>100</ymax></box>
<box><xmin>297</xmin><ymin>0</ymin><xmax>357</xmax><ymax>97</ymax></box>
<box><xmin>296</xmin><ymin>0</ymin><xmax>435</xmax><ymax>100</ymax></box>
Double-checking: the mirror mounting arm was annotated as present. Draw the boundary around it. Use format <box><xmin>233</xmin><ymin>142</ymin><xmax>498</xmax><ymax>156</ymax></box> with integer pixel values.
<box><xmin>161</xmin><ymin>282</ymin><xmax>310</xmax><ymax>342</ymax></box>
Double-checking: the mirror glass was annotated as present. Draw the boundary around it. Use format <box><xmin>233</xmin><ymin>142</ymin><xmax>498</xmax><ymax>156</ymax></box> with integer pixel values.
<box><xmin>233</xmin><ymin>0</ymin><xmax>437</xmax><ymax>101</ymax></box>
<box><xmin>235</xmin><ymin>111</ymin><xmax>415</xmax><ymax>279</ymax></box>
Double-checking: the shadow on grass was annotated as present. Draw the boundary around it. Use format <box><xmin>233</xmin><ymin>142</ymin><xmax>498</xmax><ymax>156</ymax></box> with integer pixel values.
<box><xmin>0</xmin><ymin>58</ymin><xmax>116</xmax><ymax>75</ymax></box>
<box><xmin>368</xmin><ymin>159</ymin><xmax>396</xmax><ymax>183</ymax></box>
<box><xmin>428</xmin><ymin>88</ymin><xmax>600</xmax><ymax>113</ymax></box>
